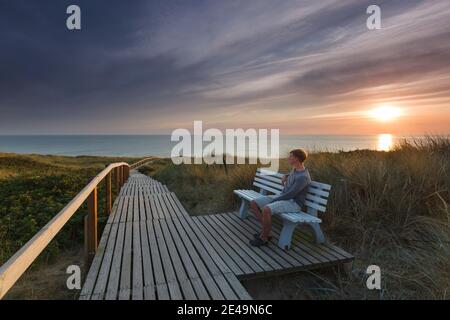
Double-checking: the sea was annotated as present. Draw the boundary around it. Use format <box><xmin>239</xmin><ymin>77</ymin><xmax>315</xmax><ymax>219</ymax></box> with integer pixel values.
<box><xmin>0</xmin><ymin>134</ymin><xmax>411</xmax><ymax>157</ymax></box>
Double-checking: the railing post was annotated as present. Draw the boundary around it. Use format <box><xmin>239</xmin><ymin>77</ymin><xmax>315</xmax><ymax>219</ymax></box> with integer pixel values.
<box><xmin>115</xmin><ymin>167</ymin><xmax>120</xmax><ymax>192</ymax></box>
<box><xmin>125</xmin><ymin>166</ymin><xmax>130</xmax><ymax>181</ymax></box>
<box><xmin>120</xmin><ymin>166</ymin><xmax>124</xmax><ymax>188</ymax></box>
<box><xmin>105</xmin><ymin>172</ymin><xmax>112</xmax><ymax>215</ymax></box>
<box><xmin>85</xmin><ymin>187</ymin><xmax>98</xmax><ymax>267</ymax></box>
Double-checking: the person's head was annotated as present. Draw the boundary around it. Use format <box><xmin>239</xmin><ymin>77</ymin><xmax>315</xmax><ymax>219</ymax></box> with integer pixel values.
<box><xmin>288</xmin><ymin>148</ymin><xmax>308</xmax><ymax>166</ymax></box>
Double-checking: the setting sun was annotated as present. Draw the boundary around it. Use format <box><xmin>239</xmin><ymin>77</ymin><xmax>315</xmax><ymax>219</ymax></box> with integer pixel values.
<box><xmin>369</xmin><ymin>105</ymin><xmax>403</xmax><ymax>122</ymax></box>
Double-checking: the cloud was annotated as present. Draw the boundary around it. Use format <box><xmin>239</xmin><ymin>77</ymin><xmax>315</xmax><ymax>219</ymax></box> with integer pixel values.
<box><xmin>0</xmin><ymin>0</ymin><xmax>449</xmax><ymax>134</ymax></box>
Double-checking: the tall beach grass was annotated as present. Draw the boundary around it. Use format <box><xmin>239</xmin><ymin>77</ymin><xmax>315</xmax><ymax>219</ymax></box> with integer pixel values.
<box><xmin>141</xmin><ymin>136</ymin><xmax>450</xmax><ymax>299</ymax></box>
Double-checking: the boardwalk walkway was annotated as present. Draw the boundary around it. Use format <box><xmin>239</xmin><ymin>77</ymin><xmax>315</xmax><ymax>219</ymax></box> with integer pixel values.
<box><xmin>80</xmin><ymin>171</ymin><xmax>353</xmax><ymax>300</ymax></box>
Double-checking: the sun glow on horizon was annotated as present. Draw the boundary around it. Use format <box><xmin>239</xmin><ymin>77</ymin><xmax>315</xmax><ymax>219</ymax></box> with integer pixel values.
<box><xmin>369</xmin><ymin>105</ymin><xmax>403</xmax><ymax>122</ymax></box>
<box><xmin>377</xmin><ymin>133</ymin><xmax>393</xmax><ymax>151</ymax></box>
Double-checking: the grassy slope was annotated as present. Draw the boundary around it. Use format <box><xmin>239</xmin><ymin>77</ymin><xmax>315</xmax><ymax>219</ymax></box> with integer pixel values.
<box><xmin>1</xmin><ymin>136</ymin><xmax>449</xmax><ymax>300</ymax></box>
<box><xmin>0</xmin><ymin>153</ymin><xmax>141</xmax><ymax>299</ymax></box>
<box><xmin>140</xmin><ymin>137</ymin><xmax>450</xmax><ymax>299</ymax></box>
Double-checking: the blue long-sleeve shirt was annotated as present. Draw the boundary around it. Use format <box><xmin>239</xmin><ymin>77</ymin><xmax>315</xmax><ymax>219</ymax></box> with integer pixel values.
<box><xmin>271</xmin><ymin>168</ymin><xmax>311</xmax><ymax>206</ymax></box>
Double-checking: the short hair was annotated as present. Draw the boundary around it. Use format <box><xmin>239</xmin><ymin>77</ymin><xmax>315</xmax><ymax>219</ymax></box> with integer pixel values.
<box><xmin>290</xmin><ymin>148</ymin><xmax>308</xmax><ymax>163</ymax></box>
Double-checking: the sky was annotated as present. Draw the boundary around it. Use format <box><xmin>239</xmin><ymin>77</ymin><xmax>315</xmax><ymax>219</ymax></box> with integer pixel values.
<box><xmin>0</xmin><ymin>0</ymin><xmax>449</xmax><ymax>135</ymax></box>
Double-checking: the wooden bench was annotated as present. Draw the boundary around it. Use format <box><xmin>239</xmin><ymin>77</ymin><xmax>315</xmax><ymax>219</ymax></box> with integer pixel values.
<box><xmin>233</xmin><ymin>168</ymin><xmax>331</xmax><ymax>250</ymax></box>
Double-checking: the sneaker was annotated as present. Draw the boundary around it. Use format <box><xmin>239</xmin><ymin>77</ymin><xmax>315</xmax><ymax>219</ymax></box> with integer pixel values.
<box><xmin>253</xmin><ymin>233</ymin><xmax>272</xmax><ymax>241</ymax></box>
<box><xmin>249</xmin><ymin>237</ymin><xmax>268</xmax><ymax>247</ymax></box>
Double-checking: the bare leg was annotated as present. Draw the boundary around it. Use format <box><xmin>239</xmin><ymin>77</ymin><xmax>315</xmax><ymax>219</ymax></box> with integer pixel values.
<box><xmin>250</xmin><ymin>200</ymin><xmax>263</xmax><ymax>223</ymax></box>
<box><xmin>261</xmin><ymin>206</ymin><xmax>272</xmax><ymax>241</ymax></box>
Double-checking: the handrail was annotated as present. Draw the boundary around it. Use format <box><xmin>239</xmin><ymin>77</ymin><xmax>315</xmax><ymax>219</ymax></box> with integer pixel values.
<box><xmin>130</xmin><ymin>157</ymin><xmax>154</xmax><ymax>169</ymax></box>
<box><xmin>0</xmin><ymin>161</ymin><xmax>133</xmax><ymax>299</ymax></box>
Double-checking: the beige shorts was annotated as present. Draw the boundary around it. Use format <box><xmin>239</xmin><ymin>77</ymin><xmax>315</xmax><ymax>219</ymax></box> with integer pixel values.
<box><xmin>253</xmin><ymin>195</ymin><xmax>301</xmax><ymax>215</ymax></box>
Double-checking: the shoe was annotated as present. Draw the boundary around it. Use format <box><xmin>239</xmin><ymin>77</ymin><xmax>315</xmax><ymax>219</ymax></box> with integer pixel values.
<box><xmin>249</xmin><ymin>237</ymin><xmax>268</xmax><ymax>247</ymax></box>
<box><xmin>253</xmin><ymin>233</ymin><xmax>272</xmax><ymax>241</ymax></box>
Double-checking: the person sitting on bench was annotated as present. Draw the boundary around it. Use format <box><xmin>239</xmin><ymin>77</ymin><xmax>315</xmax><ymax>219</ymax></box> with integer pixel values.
<box><xmin>249</xmin><ymin>149</ymin><xmax>311</xmax><ymax>247</ymax></box>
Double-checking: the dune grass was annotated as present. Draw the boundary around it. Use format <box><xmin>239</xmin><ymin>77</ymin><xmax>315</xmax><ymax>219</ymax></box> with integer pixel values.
<box><xmin>140</xmin><ymin>136</ymin><xmax>450</xmax><ymax>299</ymax></box>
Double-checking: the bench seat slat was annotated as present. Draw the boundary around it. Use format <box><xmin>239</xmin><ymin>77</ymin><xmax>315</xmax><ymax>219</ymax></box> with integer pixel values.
<box><xmin>281</xmin><ymin>212</ymin><xmax>322</xmax><ymax>224</ymax></box>
<box><xmin>253</xmin><ymin>182</ymin><xmax>281</xmax><ymax>195</ymax></box>
<box><xmin>254</xmin><ymin>177</ymin><xmax>284</xmax><ymax>191</ymax></box>
<box><xmin>234</xmin><ymin>189</ymin><xmax>260</xmax><ymax>201</ymax></box>
<box><xmin>257</xmin><ymin>168</ymin><xmax>284</xmax><ymax>178</ymax></box>
<box><xmin>306</xmin><ymin>193</ymin><xmax>328</xmax><ymax>205</ymax></box>
<box><xmin>307</xmin><ymin>187</ymin><xmax>329</xmax><ymax>198</ymax></box>
<box><xmin>255</xmin><ymin>172</ymin><xmax>283</xmax><ymax>184</ymax></box>
<box><xmin>304</xmin><ymin>200</ymin><xmax>326</xmax><ymax>212</ymax></box>
<box><xmin>234</xmin><ymin>168</ymin><xmax>331</xmax><ymax>249</ymax></box>
<box><xmin>310</xmin><ymin>181</ymin><xmax>331</xmax><ymax>191</ymax></box>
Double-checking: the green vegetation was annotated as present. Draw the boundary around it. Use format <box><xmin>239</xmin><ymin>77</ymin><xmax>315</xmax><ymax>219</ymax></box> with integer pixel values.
<box><xmin>140</xmin><ymin>136</ymin><xmax>450</xmax><ymax>299</ymax></box>
<box><xmin>0</xmin><ymin>153</ymin><xmax>139</xmax><ymax>267</ymax></box>
<box><xmin>1</xmin><ymin>136</ymin><xmax>448</xmax><ymax>300</ymax></box>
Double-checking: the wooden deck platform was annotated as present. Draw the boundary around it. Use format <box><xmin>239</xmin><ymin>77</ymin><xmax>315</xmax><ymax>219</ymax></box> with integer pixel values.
<box><xmin>80</xmin><ymin>172</ymin><xmax>353</xmax><ymax>300</ymax></box>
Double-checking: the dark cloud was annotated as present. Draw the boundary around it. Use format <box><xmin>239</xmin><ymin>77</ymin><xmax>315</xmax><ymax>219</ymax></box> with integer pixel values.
<box><xmin>0</xmin><ymin>0</ymin><xmax>449</xmax><ymax>133</ymax></box>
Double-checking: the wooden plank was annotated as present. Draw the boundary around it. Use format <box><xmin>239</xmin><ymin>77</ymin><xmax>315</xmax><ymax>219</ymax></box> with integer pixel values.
<box><xmin>165</xmin><ymin>213</ymin><xmax>225</xmax><ymax>299</ymax></box>
<box><xmin>132</xmin><ymin>221</ymin><xmax>144</xmax><ymax>300</ymax></box>
<box><xmin>79</xmin><ymin>173</ymin><xmax>352</xmax><ymax>301</ymax></box>
<box><xmin>235</xmin><ymin>213</ymin><xmax>322</xmax><ymax>266</ymax></box>
<box><xmin>199</xmin><ymin>215</ymin><xmax>273</xmax><ymax>272</ymax></box>
<box><xmin>304</xmin><ymin>200</ymin><xmax>327</xmax><ymax>212</ymax></box>
<box><xmin>188</xmin><ymin>216</ymin><xmax>246</xmax><ymax>276</ymax></box>
<box><xmin>310</xmin><ymin>181</ymin><xmax>332</xmax><ymax>190</ymax></box>
<box><xmin>253</xmin><ymin>182</ymin><xmax>281</xmax><ymax>195</ymax></box>
<box><xmin>163</xmin><ymin>219</ymin><xmax>211</xmax><ymax>300</ymax></box>
<box><xmin>307</xmin><ymin>187</ymin><xmax>329</xmax><ymax>198</ymax></box>
<box><xmin>139</xmin><ymin>189</ymin><xmax>146</xmax><ymax>221</ymax></box>
<box><xmin>219</xmin><ymin>213</ymin><xmax>300</xmax><ymax>268</ymax></box>
<box><xmin>208</xmin><ymin>214</ymin><xmax>288</xmax><ymax>270</ymax></box>
<box><xmin>227</xmin><ymin>213</ymin><xmax>312</xmax><ymax>267</ymax></box>
<box><xmin>278</xmin><ymin>220</ymin><xmax>354</xmax><ymax>260</ymax></box>
<box><xmin>89</xmin><ymin>196</ymin><xmax>128</xmax><ymax>299</ymax></box>
<box><xmin>192</xmin><ymin>215</ymin><xmax>263</xmax><ymax>275</ymax></box>
<box><xmin>244</xmin><ymin>214</ymin><xmax>331</xmax><ymax>264</ymax></box>
<box><xmin>139</xmin><ymin>221</ymin><xmax>156</xmax><ymax>300</ymax></box>
<box><xmin>146</xmin><ymin>220</ymin><xmax>170</xmax><ymax>299</ymax></box>
<box><xmin>255</xmin><ymin>171</ymin><xmax>283</xmax><ymax>184</ymax></box>
<box><xmin>104</xmin><ymin>220</ymin><xmax>126</xmax><ymax>300</ymax></box>
<box><xmin>103</xmin><ymin>197</ymin><xmax>129</xmax><ymax>300</ymax></box>
<box><xmin>254</xmin><ymin>176</ymin><xmax>284</xmax><ymax>190</ymax></box>
<box><xmin>165</xmin><ymin>193</ymin><xmax>251</xmax><ymax>276</ymax></box>
<box><xmin>79</xmin><ymin>222</ymin><xmax>112</xmax><ymax>299</ymax></box>
<box><xmin>223</xmin><ymin>273</ymin><xmax>252</xmax><ymax>300</ymax></box>
<box><xmin>159</xmin><ymin>219</ymin><xmax>198</xmax><ymax>300</ymax></box>
<box><xmin>257</xmin><ymin>168</ymin><xmax>284</xmax><ymax>178</ymax></box>
<box><xmin>234</xmin><ymin>189</ymin><xmax>261</xmax><ymax>201</ymax></box>
<box><xmin>306</xmin><ymin>193</ymin><xmax>328</xmax><ymax>205</ymax></box>
<box><xmin>153</xmin><ymin>220</ymin><xmax>183</xmax><ymax>300</ymax></box>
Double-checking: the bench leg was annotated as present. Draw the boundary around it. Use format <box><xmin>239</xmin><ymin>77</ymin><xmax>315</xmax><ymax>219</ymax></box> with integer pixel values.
<box><xmin>307</xmin><ymin>222</ymin><xmax>326</xmax><ymax>244</ymax></box>
<box><xmin>238</xmin><ymin>200</ymin><xmax>249</xmax><ymax>219</ymax></box>
<box><xmin>278</xmin><ymin>220</ymin><xmax>298</xmax><ymax>250</ymax></box>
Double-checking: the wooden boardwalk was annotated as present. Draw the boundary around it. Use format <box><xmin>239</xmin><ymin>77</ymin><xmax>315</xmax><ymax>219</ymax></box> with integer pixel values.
<box><xmin>80</xmin><ymin>172</ymin><xmax>353</xmax><ymax>300</ymax></box>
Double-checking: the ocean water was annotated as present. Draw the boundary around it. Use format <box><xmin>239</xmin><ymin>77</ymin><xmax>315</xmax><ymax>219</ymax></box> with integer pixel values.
<box><xmin>0</xmin><ymin>134</ymin><xmax>407</xmax><ymax>157</ymax></box>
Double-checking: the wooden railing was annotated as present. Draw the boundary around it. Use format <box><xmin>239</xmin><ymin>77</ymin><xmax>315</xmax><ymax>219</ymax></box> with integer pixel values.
<box><xmin>0</xmin><ymin>160</ymin><xmax>142</xmax><ymax>299</ymax></box>
<box><xmin>129</xmin><ymin>157</ymin><xmax>154</xmax><ymax>169</ymax></box>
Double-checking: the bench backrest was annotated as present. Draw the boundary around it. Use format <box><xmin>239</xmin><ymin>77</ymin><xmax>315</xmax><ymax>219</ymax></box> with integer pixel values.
<box><xmin>254</xmin><ymin>168</ymin><xmax>331</xmax><ymax>215</ymax></box>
